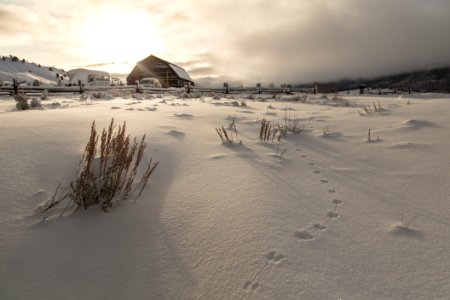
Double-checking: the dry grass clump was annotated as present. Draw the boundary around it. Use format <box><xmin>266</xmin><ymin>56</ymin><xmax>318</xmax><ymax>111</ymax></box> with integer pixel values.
<box><xmin>177</xmin><ymin>92</ymin><xmax>202</xmax><ymax>99</ymax></box>
<box><xmin>80</xmin><ymin>93</ymin><xmax>89</xmax><ymax>101</ymax></box>
<box><xmin>216</xmin><ymin>126</ymin><xmax>232</xmax><ymax>144</ymax></box>
<box><xmin>43</xmin><ymin>118</ymin><xmax>159</xmax><ymax>216</ymax></box>
<box><xmin>359</xmin><ymin>102</ymin><xmax>383</xmax><ymax>115</ymax></box>
<box><xmin>331</xmin><ymin>94</ymin><xmax>350</xmax><ymax>106</ymax></box>
<box><xmin>367</xmin><ymin>128</ymin><xmax>381</xmax><ymax>143</ymax></box>
<box><xmin>259</xmin><ymin>119</ymin><xmax>283</xmax><ymax>142</ymax></box>
<box><xmin>277</xmin><ymin>147</ymin><xmax>287</xmax><ymax>158</ymax></box>
<box><xmin>30</xmin><ymin>97</ymin><xmax>42</xmax><ymax>108</ymax></box>
<box><xmin>390</xmin><ymin>214</ymin><xmax>420</xmax><ymax>235</ymax></box>
<box><xmin>279</xmin><ymin>110</ymin><xmax>305</xmax><ymax>135</ymax></box>
<box><xmin>259</xmin><ymin>113</ymin><xmax>304</xmax><ymax>143</ymax></box>
<box><xmin>228</xmin><ymin>119</ymin><xmax>237</xmax><ymax>132</ymax></box>
<box><xmin>216</xmin><ymin>117</ymin><xmax>241</xmax><ymax>144</ymax></box>
<box><xmin>90</xmin><ymin>91</ymin><xmax>111</xmax><ymax>99</ymax></box>
<box><xmin>216</xmin><ymin>122</ymin><xmax>240</xmax><ymax>144</ymax></box>
<box><xmin>322</xmin><ymin>127</ymin><xmax>336</xmax><ymax>137</ymax></box>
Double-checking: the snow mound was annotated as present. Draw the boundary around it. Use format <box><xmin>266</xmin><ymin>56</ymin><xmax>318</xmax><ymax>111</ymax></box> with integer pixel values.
<box><xmin>387</xmin><ymin>142</ymin><xmax>429</xmax><ymax>149</ymax></box>
<box><xmin>399</xmin><ymin>119</ymin><xmax>437</xmax><ymax>129</ymax></box>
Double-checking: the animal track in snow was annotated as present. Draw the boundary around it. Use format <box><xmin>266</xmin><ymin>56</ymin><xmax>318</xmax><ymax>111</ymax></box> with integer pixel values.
<box><xmin>243</xmin><ymin>281</ymin><xmax>251</xmax><ymax>289</ymax></box>
<box><xmin>301</xmin><ymin>154</ymin><xmax>307</xmax><ymax>158</ymax></box>
<box><xmin>312</xmin><ymin>223</ymin><xmax>327</xmax><ymax>230</ymax></box>
<box><xmin>332</xmin><ymin>199</ymin><xmax>343</xmax><ymax>205</ymax></box>
<box><xmin>240</xmin><ymin>250</ymin><xmax>284</xmax><ymax>296</ymax></box>
<box><xmin>292</xmin><ymin>158</ymin><xmax>342</xmax><ymax>242</ymax></box>
<box><xmin>327</xmin><ymin>211</ymin><xmax>339</xmax><ymax>218</ymax></box>
<box><xmin>294</xmin><ymin>221</ymin><xmax>330</xmax><ymax>242</ymax></box>
<box><xmin>266</xmin><ymin>250</ymin><xmax>285</xmax><ymax>263</ymax></box>
<box><xmin>294</xmin><ymin>230</ymin><xmax>315</xmax><ymax>240</ymax></box>
<box><xmin>243</xmin><ymin>281</ymin><xmax>259</xmax><ymax>291</ymax></box>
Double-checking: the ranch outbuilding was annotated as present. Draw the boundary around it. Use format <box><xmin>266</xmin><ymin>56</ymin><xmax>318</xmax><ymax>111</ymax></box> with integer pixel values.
<box><xmin>127</xmin><ymin>55</ymin><xmax>194</xmax><ymax>88</ymax></box>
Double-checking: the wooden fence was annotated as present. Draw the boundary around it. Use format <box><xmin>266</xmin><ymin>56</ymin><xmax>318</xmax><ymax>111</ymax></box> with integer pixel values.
<box><xmin>0</xmin><ymin>79</ymin><xmax>312</xmax><ymax>96</ymax></box>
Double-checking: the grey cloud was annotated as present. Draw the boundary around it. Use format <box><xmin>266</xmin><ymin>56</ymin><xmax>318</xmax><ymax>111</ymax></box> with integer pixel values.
<box><xmin>192</xmin><ymin>0</ymin><xmax>450</xmax><ymax>84</ymax></box>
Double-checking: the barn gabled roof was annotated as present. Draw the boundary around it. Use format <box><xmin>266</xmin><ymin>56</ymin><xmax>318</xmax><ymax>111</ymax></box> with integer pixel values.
<box><xmin>168</xmin><ymin>63</ymin><xmax>193</xmax><ymax>82</ymax></box>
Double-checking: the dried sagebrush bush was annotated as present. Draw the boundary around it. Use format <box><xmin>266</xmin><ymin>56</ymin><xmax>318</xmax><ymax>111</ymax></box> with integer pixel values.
<box><xmin>14</xmin><ymin>92</ymin><xmax>30</xmax><ymax>110</ymax></box>
<box><xmin>40</xmin><ymin>89</ymin><xmax>49</xmax><ymax>100</ymax></box>
<box><xmin>30</xmin><ymin>97</ymin><xmax>42</xmax><ymax>108</ymax></box>
<box><xmin>42</xmin><ymin>118</ymin><xmax>159</xmax><ymax>217</ymax></box>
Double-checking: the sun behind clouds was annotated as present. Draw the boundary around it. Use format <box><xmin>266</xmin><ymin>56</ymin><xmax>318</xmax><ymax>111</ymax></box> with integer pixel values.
<box><xmin>78</xmin><ymin>8</ymin><xmax>161</xmax><ymax>72</ymax></box>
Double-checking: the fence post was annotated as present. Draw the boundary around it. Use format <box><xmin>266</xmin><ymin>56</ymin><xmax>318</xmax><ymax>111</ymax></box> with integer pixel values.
<box><xmin>359</xmin><ymin>85</ymin><xmax>365</xmax><ymax>95</ymax></box>
<box><xmin>135</xmin><ymin>80</ymin><xmax>140</xmax><ymax>93</ymax></box>
<box><xmin>224</xmin><ymin>82</ymin><xmax>229</xmax><ymax>94</ymax></box>
<box><xmin>256</xmin><ymin>83</ymin><xmax>261</xmax><ymax>94</ymax></box>
<box><xmin>286</xmin><ymin>84</ymin><xmax>292</xmax><ymax>94</ymax></box>
<box><xmin>13</xmin><ymin>79</ymin><xmax>19</xmax><ymax>95</ymax></box>
<box><xmin>78</xmin><ymin>80</ymin><xmax>84</xmax><ymax>94</ymax></box>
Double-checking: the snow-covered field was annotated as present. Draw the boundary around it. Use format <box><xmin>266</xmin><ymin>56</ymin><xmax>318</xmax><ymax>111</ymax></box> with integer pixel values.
<box><xmin>1</xmin><ymin>92</ymin><xmax>449</xmax><ymax>299</ymax></box>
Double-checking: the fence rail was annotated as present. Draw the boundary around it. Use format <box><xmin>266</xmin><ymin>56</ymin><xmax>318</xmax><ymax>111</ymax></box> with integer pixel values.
<box><xmin>0</xmin><ymin>84</ymin><xmax>314</xmax><ymax>96</ymax></box>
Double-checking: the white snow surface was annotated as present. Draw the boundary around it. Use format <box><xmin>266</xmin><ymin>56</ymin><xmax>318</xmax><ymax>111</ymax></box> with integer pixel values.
<box><xmin>1</xmin><ymin>92</ymin><xmax>450</xmax><ymax>299</ymax></box>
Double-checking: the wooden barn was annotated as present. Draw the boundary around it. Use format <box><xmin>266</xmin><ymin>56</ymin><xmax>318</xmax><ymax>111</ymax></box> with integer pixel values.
<box><xmin>127</xmin><ymin>55</ymin><xmax>194</xmax><ymax>88</ymax></box>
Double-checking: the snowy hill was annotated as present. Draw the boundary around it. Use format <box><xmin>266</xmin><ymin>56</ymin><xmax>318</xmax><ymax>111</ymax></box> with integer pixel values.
<box><xmin>0</xmin><ymin>56</ymin><xmax>68</xmax><ymax>86</ymax></box>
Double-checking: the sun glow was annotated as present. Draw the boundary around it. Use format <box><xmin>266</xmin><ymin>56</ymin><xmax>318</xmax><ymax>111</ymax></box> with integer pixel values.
<box><xmin>78</xmin><ymin>8</ymin><xmax>161</xmax><ymax>73</ymax></box>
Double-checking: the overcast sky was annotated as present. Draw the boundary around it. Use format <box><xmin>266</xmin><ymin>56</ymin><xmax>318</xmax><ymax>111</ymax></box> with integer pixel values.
<box><xmin>1</xmin><ymin>0</ymin><xmax>450</xmax><ymax>85</ymax></box>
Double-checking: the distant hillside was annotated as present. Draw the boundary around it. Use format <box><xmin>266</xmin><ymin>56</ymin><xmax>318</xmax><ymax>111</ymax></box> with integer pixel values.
<box><xmin>297</xmin><ymin>67</ymin><xmax>450</xmax><ymax>93</ymax></box>
<box><xmin>0</xmin><ymin>55</ymin><xmax>68</xmax><ymax>86</ymax></box>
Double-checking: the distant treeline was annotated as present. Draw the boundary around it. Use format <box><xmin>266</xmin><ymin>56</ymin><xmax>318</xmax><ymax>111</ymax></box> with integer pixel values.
<box><xmin>295</xmin><ymin>66</ymin><xmax>450</xmax><ymax>93</ymax></box>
